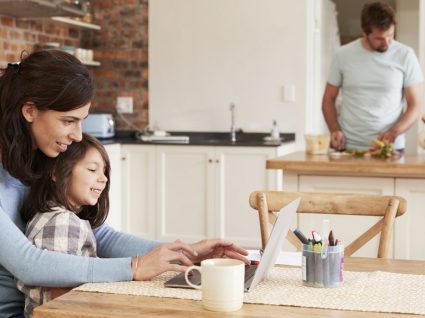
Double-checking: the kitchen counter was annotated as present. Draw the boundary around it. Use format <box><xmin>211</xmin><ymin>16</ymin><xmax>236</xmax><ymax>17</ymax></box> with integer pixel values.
<box><xmin>266</xmin><ymin>151</ymin><xmax>425</xmax><ymax>260</ymax></box>
<box><xmin>267</xmin><ymin>151</ymin><xmax>425</xmax><ymax>178</ymax></box>
<box><xmin>99</xmin><ymin>131</ymin><xmax>295</xmax><ymax>147</ymax></box>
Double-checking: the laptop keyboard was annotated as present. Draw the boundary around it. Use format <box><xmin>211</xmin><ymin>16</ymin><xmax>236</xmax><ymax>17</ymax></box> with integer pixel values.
<box><xmin>245</xmin><ymin>264</ymin><xmax>257</xmax><ymax>281</ymax></box>
<box><xmin>164</xmin><ymin>263</ymin><xmax>258</xmax><ymax>289</ymax></box>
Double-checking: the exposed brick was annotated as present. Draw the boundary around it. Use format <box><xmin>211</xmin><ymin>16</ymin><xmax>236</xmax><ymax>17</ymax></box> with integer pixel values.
<box><xmin>15</xmin><ymin>19</ymin><xmax>30</xmax><ymax>30</ymax></box>
<box><xmin>0</xmin><ymin>16</ymin><xmax>14</xmax><ymax>27</ymax></box>
<box><xmin>69</xmin><ymin>28</ymin><xmax>81</xmax><ymax>39</ymax></box>
<box><xmin>0</xmin><ymin>1</ymin><xmax>149</xmax><ymax>129</ymax></box>
<box><xmin>8</xmin><ymin>30</ymin><xmax>22</xmax><ymax>41</ymax></box>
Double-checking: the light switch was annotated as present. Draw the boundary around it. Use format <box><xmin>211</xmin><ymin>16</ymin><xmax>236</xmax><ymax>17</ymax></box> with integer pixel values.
<box><xmin>281</xmin><ymin>85</ymin><xmax>296</xmax><ymax>103</ymax></box>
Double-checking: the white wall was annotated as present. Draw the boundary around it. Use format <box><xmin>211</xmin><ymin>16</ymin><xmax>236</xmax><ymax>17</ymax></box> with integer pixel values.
<box><xmin>396</xmin><ymin>0</ymin><xmax>423</xmax><ymax>153</ymax></box>
<box><xmin>149</xmin><ymin>0</ymin><xmax>312</xmax><ymax>149</ymax></box>
<box><xmin>149</xmin><ymin>0</ymin><xmax>423</xmax><ymax>153</ymax></box>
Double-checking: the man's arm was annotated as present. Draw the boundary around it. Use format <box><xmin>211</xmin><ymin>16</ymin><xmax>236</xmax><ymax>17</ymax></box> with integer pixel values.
<box><xmin>322</xmin><ymin>83</ymin><xmax>345</xmax><ymax>150</ymax></box>
<box><xmin>378</xmin><ymin>84</ymin><xmax>422</xmax><ymax>142</ymax></box>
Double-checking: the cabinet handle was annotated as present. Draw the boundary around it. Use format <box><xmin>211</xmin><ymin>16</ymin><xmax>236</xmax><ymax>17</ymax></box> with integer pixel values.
<box><xmin>215</xmin><ymin>159</ymin><xmax>220</xmax><ymax>164</ymax></box>
<box><xmin>208</xmin><ymin>159</ymin><xmax>213</xmax><ymax>163</ymax></box>
<box><xmin>121</xmin><ymin>157</ymin><xmax>126</xmax><ymax>161</ymax></box>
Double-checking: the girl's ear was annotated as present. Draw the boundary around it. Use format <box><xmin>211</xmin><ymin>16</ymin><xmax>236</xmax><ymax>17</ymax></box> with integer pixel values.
<box><xmin>50</xmin><ymin>169</ymin><xmax>56</xmax><ymax>182</ymax></box>
<box><xmin>21</xmin><ymin>102</ymin><xmax>37</xmax><ymax>123</ymax></box>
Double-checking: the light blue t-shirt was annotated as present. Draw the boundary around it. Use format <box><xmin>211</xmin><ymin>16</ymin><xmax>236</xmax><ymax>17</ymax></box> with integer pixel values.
<box><xmin>0</xmin><ymin>164</ymin><xmax>162</xmax><ymax>317</ymax></box>
<box><xmin>328</xmin><ymin>39</ymin><xmax>423</xmax><ymax>150</ymax></box>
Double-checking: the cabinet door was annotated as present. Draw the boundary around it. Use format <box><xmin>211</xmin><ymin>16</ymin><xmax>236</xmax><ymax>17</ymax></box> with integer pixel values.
<box><xmin>156</xmin><ymin>146</ymin><xmax>215</xmax><ymax>242</ymax></box>
<box><xmin>215</xmin><ymin>147</ymin><xmax>281</xmax><ymax>248</ymax></box>
<box><xmin>299</xmin><ymin>175</ymin><xmax>394</xmax><ymax>257</ymax></box>
<box><xmin>395</xmin><ymin>178</ymin><xmax>425</xmax><ymax>260</ymax></box>
<box><xmin>121</xmin><ymin>145</ymin><xmax>156</xmax><ymax>238</ymax></box>
<box><xmin>104</xmin><ymin>144</ymin><xmax>122</xmax><ymax>231</ymax></box>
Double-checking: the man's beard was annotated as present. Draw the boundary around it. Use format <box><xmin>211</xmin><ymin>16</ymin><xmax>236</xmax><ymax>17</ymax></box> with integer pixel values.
<box><xmin>366</xmin><ymin>37</ymin><xmax>389</xmax><ymax>53</ymax></box>
<box><xmin>375</xmin><ymin>46</ymin><xmax>388</xmax><ymax>53</ymax></box>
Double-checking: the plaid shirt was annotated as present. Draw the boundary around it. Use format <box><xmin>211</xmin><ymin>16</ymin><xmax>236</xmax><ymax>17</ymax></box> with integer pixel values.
<box><xmin>17</xmin><ymin>207</ymin><xmax>97</xmax><ymax>317</ymax></box>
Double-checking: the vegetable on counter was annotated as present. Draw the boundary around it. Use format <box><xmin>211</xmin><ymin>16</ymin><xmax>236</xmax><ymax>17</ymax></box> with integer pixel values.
<box><xmin>345</xmin><ymin>139</ymin><xmax>394</xmax><ymax>158</ymax></box>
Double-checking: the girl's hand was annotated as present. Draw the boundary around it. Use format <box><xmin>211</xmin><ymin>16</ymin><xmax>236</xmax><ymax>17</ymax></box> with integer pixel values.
<box><xmin>132</xmin><ymin>240</ymin><xmax>198</xmax><ymax>281</ymax></box>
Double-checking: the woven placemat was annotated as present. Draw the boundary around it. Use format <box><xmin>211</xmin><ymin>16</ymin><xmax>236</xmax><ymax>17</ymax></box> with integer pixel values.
<box><xmin>75</xmin><ymin>267</ymin><xmax>425</xmax><ymax>315</ymax></box>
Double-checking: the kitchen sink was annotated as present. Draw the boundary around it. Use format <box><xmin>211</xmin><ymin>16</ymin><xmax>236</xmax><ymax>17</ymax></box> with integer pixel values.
<box><xmin>130</xmin><ymin>131</ymin><xmax>295</xmax><ymax>147</ymax></box>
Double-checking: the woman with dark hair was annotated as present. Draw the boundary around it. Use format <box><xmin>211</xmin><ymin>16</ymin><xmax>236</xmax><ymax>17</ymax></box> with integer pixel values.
<box><xmin>0</xmin><ymin>50</ymin><xmax>248</xmax><ymax>317</ymax></box>
<box><xmin>18</xmin><ymin>133</ymin><xmax>112</xmax><ymax>316</ymax></box>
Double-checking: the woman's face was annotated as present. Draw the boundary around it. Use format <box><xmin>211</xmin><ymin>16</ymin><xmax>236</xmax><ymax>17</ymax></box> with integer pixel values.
<box><xmin>67</xmin><ymin>147</ymin><xmax>108</xmax><ymax>209</ymax></box>
<box><xmin>22</xmin><ymin>102</ymin><xmax>91</xmax><ymax>158</ymax></box>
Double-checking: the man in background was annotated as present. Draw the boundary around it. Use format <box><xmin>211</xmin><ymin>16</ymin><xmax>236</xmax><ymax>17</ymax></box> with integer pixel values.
<box><xmin>322</xmin><ymin>1</ymin><xmax>423</xmax><ymax>151</ymax></box>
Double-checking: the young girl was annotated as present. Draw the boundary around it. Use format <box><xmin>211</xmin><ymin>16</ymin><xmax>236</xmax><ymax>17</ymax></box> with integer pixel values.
<box><xmin>18</xmin><ymin>133</ymin><xmax>110</xmax><ymax>316</ymax></box>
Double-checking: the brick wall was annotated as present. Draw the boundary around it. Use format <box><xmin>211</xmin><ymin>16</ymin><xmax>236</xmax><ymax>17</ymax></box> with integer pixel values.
<box><xmin>86</xmin><ymin>0</ymin><xmax>149</xmax><ymax>130</ymax></box>
<box><xmin>0</xmin><ymin>0</ymin><xmax>149</xmax><ymax>131</ymax></box>
<box><xmin>0</xmin><ymin>16</ymin><xmax>82</xmax><ymax>65</ymax></box>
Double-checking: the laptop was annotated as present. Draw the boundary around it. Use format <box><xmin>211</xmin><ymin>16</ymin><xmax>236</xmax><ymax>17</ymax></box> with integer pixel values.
<box><xmin>164</xmin><ymin>197</ymin><xmax>300</xmax><ymax>292</ymax></box>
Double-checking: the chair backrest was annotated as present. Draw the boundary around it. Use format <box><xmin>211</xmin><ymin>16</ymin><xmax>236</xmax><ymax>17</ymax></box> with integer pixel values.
<box><xmin>249</xmin><ymin>191</ymin><xmax>407</xmax><ymax>258</ymax></box>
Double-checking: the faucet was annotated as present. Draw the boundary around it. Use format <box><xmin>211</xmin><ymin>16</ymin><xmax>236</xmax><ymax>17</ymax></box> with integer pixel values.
<box><xmin>229</xmin><ymin>103</ymin><xmax>236</xmax><ymax>142</ymax></box>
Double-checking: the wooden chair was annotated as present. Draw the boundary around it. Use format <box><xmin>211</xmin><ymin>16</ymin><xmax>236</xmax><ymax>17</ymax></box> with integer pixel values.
<box><xmin>249</xmin><ymin>191</ymin><xmax>407</xmax><ymax>258</ymax></box>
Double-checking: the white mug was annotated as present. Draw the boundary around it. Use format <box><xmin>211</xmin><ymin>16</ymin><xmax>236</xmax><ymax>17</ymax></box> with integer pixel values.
<box><xmin>185</xmin><ymin>258</ymin><xmax>244</xmax><ymax>312</ymax></box>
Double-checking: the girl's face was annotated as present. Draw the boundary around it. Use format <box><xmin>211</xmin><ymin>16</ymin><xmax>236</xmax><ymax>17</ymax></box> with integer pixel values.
<box><xmin>22</xmin><ymin>102</ymin><xmax>91</xmax><ymax>158</ymax></box>
<box><xmin>67</xmin><ymin>147</ymin><xmax>108</xmax><ymax>209</ymax></box>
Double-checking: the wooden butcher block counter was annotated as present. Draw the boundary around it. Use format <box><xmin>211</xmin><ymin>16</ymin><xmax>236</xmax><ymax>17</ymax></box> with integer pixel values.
<box><xmin>266</xmin><ymin>151</ymin><xmax>425</xmax><ymax>261</ymax></box>
<box><xmin>267</xmin><ymin>151</ymin><xmax>425</xmax><ymax>178</ymax></box>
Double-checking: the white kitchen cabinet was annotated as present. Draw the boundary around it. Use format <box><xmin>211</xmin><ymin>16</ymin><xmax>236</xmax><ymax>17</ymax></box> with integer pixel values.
<box><xmin>394</xmin><ymin>178</ymin><xmax>425</xmax><ymax>260</ymax></box>
<box><xmin>215</xmin><ymin>147</ymin><xmax>283</xmax><ymax>248</ymax></box>
<box><xmin>104</xmin><ymin>143</ymin><xmax>122</xmax><ymax>231</ymax></box>
<box><xmin>120</xmin><ymin>145</ymin><xmax>157</xmax><ymax>239</ymax></box>
<box><xmin>156</xmin><ymin>146</ymin><xmax>215</xmax><ymax>242</ymax></box>
<box><xmin>155</xmin><ymin>144</ymin><xmax>295</xmax><ymax>248</ymax></box>
<box><xmin>296</xmin><ymin>175</ymin><xmax>395</xmax><ymax>258</ymax></box>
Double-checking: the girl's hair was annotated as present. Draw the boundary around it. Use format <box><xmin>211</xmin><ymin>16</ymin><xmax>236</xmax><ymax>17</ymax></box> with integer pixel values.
<box><xmin>0</xmin><ymin>50</ymin><xmax>94</xmax><ymax>185</ymax></box>
<box><xmin>361</xmin><ymin>1</ymin><xmax>396</xmax><ymax>34</ymax></box>
<box><xmin>21</xmin><ymin>133</ymin><xmax>110</xmax><ymax>229</ymax></box>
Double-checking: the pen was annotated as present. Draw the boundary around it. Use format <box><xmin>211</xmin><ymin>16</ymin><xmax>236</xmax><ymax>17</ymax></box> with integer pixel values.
<box><xmin>316</xmin><ymin>242</ymin><xmax>322</xmax><ymax>253</ymax></box>
<box><xmin>293</xmin><ymin>228</ymin><xmax>309</xmax><ymax>244</ymax></box>
<box><xmin>307</xmin><ymin>241</ymin><xmax>313</xmax><ymax>251</ymax></box>
<box><xmin>312</xmin><ymin>230</ymin><xmax>322</xmax><ymax>244</ymax></box>
<box><xmin>328</xmin><ymin>230</ymin><xmax>335</xmax><ymax>246</ymax></box>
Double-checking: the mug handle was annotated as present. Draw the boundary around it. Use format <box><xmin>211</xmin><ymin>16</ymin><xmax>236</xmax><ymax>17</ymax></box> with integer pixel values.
<box><xmin>184</xmin><ymin>265</ymin><xmax>202</xmax><ymax>289</ymax></box>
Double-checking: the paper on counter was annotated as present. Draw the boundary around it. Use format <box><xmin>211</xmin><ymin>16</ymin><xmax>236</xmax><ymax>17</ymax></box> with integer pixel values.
<box><xmin>247</xmin><ymin>249</ymin><xmax>301</xmax><ymax>266</ymax></box>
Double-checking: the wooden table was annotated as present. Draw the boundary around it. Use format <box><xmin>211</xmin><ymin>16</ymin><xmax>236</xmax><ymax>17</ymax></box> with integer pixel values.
<box><xmin>34</xmin><ymin>257</ymin><xmax>425</xmax><ymax>318</ymax></box>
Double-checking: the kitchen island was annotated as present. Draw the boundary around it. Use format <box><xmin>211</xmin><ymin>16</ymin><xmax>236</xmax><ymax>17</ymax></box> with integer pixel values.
<box><xmin>267</xmin><ymin>151</ymin><xmax>425</xmax><ymax>260</ymax></box>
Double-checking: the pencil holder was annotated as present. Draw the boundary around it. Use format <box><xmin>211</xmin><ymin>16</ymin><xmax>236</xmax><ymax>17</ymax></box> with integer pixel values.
<box><xmin>301</xmin><ymin>244</ymin><xmax>344</xmax><ymax>288</ymax></box>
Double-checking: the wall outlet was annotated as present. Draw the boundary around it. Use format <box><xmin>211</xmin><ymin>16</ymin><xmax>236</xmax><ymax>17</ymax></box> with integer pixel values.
<box><xmin>117</xmin><ymin>96</ymin><xmax>133</xmax><ymax>113</ymax></box>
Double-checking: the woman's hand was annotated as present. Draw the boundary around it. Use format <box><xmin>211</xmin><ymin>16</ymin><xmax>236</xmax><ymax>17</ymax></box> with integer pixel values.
<box><xmin>189</xmin><ymin>239</ymin><xmax>249</xmax><ymax>265</ymax></box>
<box><xmin>132</xmin><ymin>240</ymin><xmax>198</xmax><ymax>281</ymax></box>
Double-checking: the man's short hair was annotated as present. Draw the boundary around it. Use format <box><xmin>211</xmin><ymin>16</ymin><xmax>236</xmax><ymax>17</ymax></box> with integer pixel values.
<box><xmin>361</xmin><ymin>1</ymin><xmax>396</xmax><ymax>34</ymax></box>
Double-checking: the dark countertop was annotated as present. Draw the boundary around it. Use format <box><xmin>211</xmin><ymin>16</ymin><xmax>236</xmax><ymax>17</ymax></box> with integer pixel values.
<box><xmin>99</xmin><ymin>131</ymin><xmax>296</xmax><ymax>147</ymax></box>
